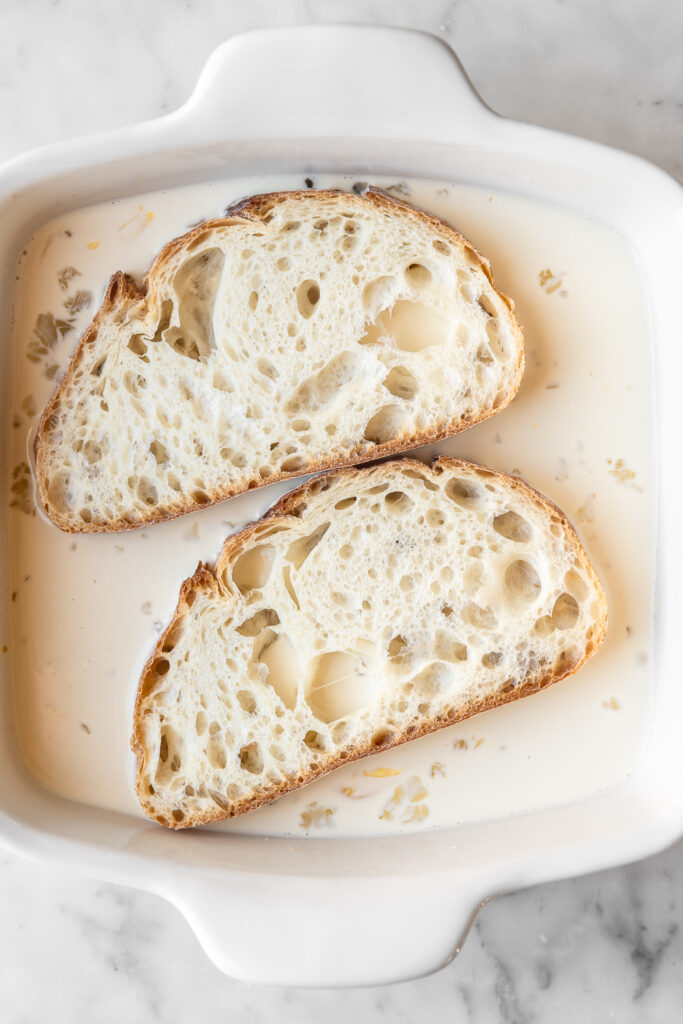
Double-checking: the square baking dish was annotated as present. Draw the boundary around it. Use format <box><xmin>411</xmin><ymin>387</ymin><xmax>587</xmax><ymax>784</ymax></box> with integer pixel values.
<box><xmin>1</xmin><ymin>25</ymin><xmax>682</xmax><ymax>986</ymax></box>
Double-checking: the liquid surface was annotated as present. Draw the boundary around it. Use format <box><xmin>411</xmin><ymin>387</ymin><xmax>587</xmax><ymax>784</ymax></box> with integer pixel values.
<box><xmin>5</xmin><ymin>174</ymin><xmax>654</xmax><ymax>837</ymax></box>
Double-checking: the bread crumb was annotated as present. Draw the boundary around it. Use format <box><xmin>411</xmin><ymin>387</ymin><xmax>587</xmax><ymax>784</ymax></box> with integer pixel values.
<box><xmin>576</xmin><ymin>493</ymin><xmax>597</xmax><ymax>524</ymax></box>
<box><xmin>603</xmin><ymin>697</ymin><xmax>620</xmax><ymax>710</ymax></box>
<box><xmin>363</xmin><ymin>767</ymin><xmax>401</xmax><ymax>778</ymax></box>
<box><xmin>454</xmin><ymin>738</ymin><xmax>468</xmax><ymax>750</ymax></box>
<box><xmin>430</xmin><ymin>762</ymin><xmax>446</xmax><ymax>778</ymax></box>
<box><xmin>1</xmin><ymin>646</ymin><xmax>7</xmax><ymax>654</ymax></box>
<box><xmin>539</xmin><ymin>268</ymin><xmax>565</xmax><ymax>294</ymax></box>
<box><xmin>474</xmin><ymin>737</ymin><xmax>485</xmax><ymax>749</ymax></box>
<box><xmin>608</xmin><ymin>458</ymin><xmax>643</xmax><ymax>491</ymax></box>
<box><xmin>9</xmin><ymin>463</ymin><xmax>34</xmax><ymax>516</ymax></box>
<box><xmin>140</xmin><ymin>602</ymin><xmax>151</xmax><ymax>615</ymax></box>
<box><xmin>184</xmin><ymin>522</ymin><xmax>200</xmax><ymax>540</ymax></box>
<box><xmin>57</xmin><ymin>266</ymin><xmax>81</xmax><ymax>290</ymax></box>
<box><xmin>299</xmin><ymin>802</ymin><xmax>335</xmax><ymax>829</ymax></box>
<box><xmin>80</xmin><ymin>722</ymin><xmax>91</xmax><ymax>734</ymax></box>
<box><xmin>383</xmin><ymin>182</ymin><xmax>411</xmax><ymax>197</ymax></box>
<box><xmin>87</xmin><ymin>241</ymin><xmax>101</xmax><ymax>250</ymax></box>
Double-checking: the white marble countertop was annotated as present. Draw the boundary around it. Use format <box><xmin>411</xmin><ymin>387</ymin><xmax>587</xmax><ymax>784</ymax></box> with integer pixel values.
<box><xmin>1</xmin><ymin>1</ymin><xmax>681</xmax><ymax>1020</ymax></box>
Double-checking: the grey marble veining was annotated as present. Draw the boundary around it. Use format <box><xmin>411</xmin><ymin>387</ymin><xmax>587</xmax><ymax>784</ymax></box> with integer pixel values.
<box><xmin>1</xmin><ymin>1</ymin><xmax>682</xmax><ymax>1021</ymax></box>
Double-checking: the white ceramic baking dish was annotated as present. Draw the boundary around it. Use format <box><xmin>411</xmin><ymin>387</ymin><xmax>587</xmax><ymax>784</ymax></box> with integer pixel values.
<box><xmin>1</xmin><ymin>25</ymin><xmax>682</xmax><ymax>987</ymax></box>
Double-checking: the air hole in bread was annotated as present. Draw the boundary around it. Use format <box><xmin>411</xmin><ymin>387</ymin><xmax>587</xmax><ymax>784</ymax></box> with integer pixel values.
<box><xmin>334</xmin><ymin>496</ymin><xmax>356</xmax><ymax>511</ymax></box>
<box><xmin>382</xmin><ymin>364</ymin><xmax>417</xmax><ymax>400</ymax></box>
<box><xmin>232</xmin><ymin>544</ymin><xmax>275</xmax><ymax>594</ymax></box>
<box><xmin>236</xmin><ymin>690</ymin><xmax>257</xmax><ymax>714</ymax></box>
<box><xmin>424</xmin><ymin>508</ymin><xmax>444</xmax><ymax>528</ymax></box>
<box><xmin>435</xmin><ymin>632</ymin><xmax>468</xmax><ymax>662</ymax></box>
<box><xmin>534</xmin><ymin>615</ymin><xmax>555</xmax><ymax>638</ymax></box>
<box><xmin>291</xmin><ymin>419</ymin><xmax>311</xmax><ymax>432</ymax></box>
<box><xmin>384</xmin><ymin>490</ymin><xmax>413</xmax><ymax>513</ymax></box>
<box><xmin>361</xmin><ymin>276</ymin><xmax>397</xmax><ymax>315</ymax></box>
<box><xmin>505</xmin><ymin>560</ymin><xmax>542</xmax><ymax>605</ymax></box>
<box><xmin>155</xmin><ymin>726</ymin><xmax>182</xmax><ymax>782</ymax></box>
<box><xmin>372</xmin><ymin>728</ymin><xmax>393</xmax><ymax>747</ymax></box>
<box><xmin>463</xmin><ymin>602</ymin><xmax>497</xmax><ymax>630</ymax></box>
<box><xmin>432</xmin><ymin>238</ymin><xmax>450</xmax><ymax>254</ymax></box>
<box><xmin>281</xmin><ymin>565</ymin><xmax>300</xmax><ymax>609</ymax></box>
<box><xmin>136</xmin><ymin>476</ymin><xmax>158</xmax><ymax>506</ymax></box>
<box><xmin>208</xmin><ymin>789</ymin><xmax>231</xmax><ymax>811</ymax></box>
<box><xmin>80</xmin><ymin>436</ymin><xmax>102</xmax><ymax>464</ymax></box>
<box><xmin>257</xmin><ymin>630</ymin><xmax>299</xmax><ymax>710</ymax></box>
<box><xmin>405</xmin><ymin>262</ymin><xmax>432</xmax><ymax>288</ymax></box>
<box><xmin>212</xmin><ymin>370</ymin><xmax>232</xmax><ymax>392</ymax></box>
<box><xmin>304</xmin><ymin>729</ymin><xmax>326</xmax><ymax>751</ymax></box>
<box><xmin>236</xmin><ymin>607</ymin><xmax>280</xmax><ymax>637</ymax></box>
<box><xmin>149</xmin><ymin>440</ymin><xmax>169</xmax><ymax>466</ymax></box>
<box><xmin>281</xmin><ymin>455</ymin><xmax>306</xmax><ymax>473</ymax></box>
<box><xmin>220</xmin><ymin>448</ymin><xmax>246</xmax><ymax>468</ymax></box>
<box><xmin>364</xmin><ymin>404</ymin><xmax>405</xmax><ymax>445</ymax></box>
<box><xmin>295</xmin><ymin>279</ymin><xmax>320</xmax><ymax>319</ymax></box>
<box><xmin>445</xmin><ymin>478</ymin><xmax>481</xmax><ymax>509</ymax></box>
<box><xmin>239</xmin><ymin>742</ymin><xmax>263</xmax><ymax>774</ymax></box>
<box><xmin>386</xmin><ymin>635</ymin><xmax>407</xmax><ymax>663</ymax></box>
<box><xmin>410</xmin><ymin>662</ymin><xmax>454</xmax><ymax>698</ymax></box>
<box><xmin>167</xmin><ymin>473</ymin><xmax>181</xmax><ymax>491</ymax></box>
<box><xmin>493</xmin><ymin>511</ymin><xmax>532</xmax><ymax>543</ymax></box>
<box><xmin>285</xmin><ymin>522</ymin><xmax>330</xmax><ymax>569</ymax></box>
<box><xmin>482</xmin><ymin>651</ymin><xmax>503</xmax><ymax>668</ymax></box>
<box><xmin>165</xmin><ymin>330</ymin><xmax>201</xmax><ymax>362</ymax></box>
<box><xmin>285</xmin><ymin>350</ymin><xmax>361</xmax><ymax>414</ymax></box>
<box><xmin>191</xmin><ymin>489</ymin><xmax>210</xmax><ymax>505</ymax></box>
<box><xmin>123</xmin><ymin>371</ymin><xmax>146</xmax><ymax>396</ymax></box>
<box><xmin>256</xmin><ymin>357</ymin><xmax>279</xmax><ymax>380</ymax></box>
<box><xmin>78</xmin><ymin>508</ymin><xmax>92</xmax><ymax>523</ymax></box>
<box><xmin>486</xmin><ymin>319</ymin><xmax>508</xmax><ymax>361</ymax></box>
<box><xmin>360</xmin><ymin>299</ymin><xmax>449</xmax><ymax>353</ymax></box>
<box><xmin>128</xmin><ymin>335</ymin><xmax>147</xmax><ymax>356</ymax></box>
<box><xmin>552</xmin><ymin>592</ymin><xmax>580</xmax><ymax>630</ymax></box>
<box><xmin>208</xmin><ymin>734</ymin><xmax>227</xmax><ymax>770</ymax></box>
<box><xmin>195</xmin><ymin>711</ymin><xmax>207</xmax><ymax>735</ymax></box>
<box><xmin>331</xmin><ymin>720</ymin><xmax>348</xmax><ymax>744</ymax></box>
<box><xmin>169</xmin><ymin>249</ymin><xmax>223</xmax><ymax>361</ymax></box>
<box><xmin>478</xmin><ymin>294</ymin><xmax>497</xmax><ymax>318</ymax></box>
<box><xmin>306</xmin><ymin>650</ymin><xmax>373</xmax><ymax>724</ymax></box>
<box><xmin>402</xmin><ymin>469</ymin><xmax>439</xmax><ymax>491</ymax></box>
<box><xmin>564</xmin><ymin>569</ymin><xmax>589</xmax><ymax>602</ymax></box>
<box><xmin>162</xmin><ymin>618</ymin><xmax>185</xmax><ymax>653</ymax></box>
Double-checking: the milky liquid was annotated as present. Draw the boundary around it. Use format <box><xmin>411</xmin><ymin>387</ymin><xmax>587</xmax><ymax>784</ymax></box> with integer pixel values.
<box><xmin>5</xmin><ymin>174</ymin><xmax>654</xmax><ymax>836</ymax></box>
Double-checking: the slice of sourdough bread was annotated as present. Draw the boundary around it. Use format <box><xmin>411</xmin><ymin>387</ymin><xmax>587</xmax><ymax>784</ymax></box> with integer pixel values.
<box><xmin>35</xmin><ymin>188</ymin><xmax>524</xmax><ymax>533</ymax></box>
<box><xmin>132</xmin><ymin>457</ymin><xmax>607</xmax><ymax>829</ymax></box>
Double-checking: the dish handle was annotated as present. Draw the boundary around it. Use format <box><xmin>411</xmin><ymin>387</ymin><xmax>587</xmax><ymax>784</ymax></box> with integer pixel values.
<box><xmin>166</xmin><ymin>867</ymin><xmax>490</xmax><ymax>987</ymax></box>
<box><xmin>176</xmin><ymin>24</ymin><xmax>494</xmax><ymax>143</ymax></box>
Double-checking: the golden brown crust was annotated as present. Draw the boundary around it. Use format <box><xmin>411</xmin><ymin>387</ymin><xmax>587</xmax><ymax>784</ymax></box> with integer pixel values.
<box><xmin>131</xmin><ymin>455</ymin><xmax>607</xmax><ymax>829</ymax></box>
<box><xmin>34</xmin><ymin>188</ymin><xmax>525</xmax><ymax>534</ymax></box>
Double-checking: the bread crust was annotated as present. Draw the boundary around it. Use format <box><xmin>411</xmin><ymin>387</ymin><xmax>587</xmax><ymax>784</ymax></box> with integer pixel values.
<box><xmin>131</xmin><ymin>455</ymin><xmax>607</xmax><ymax>829</ymax></box>
<box><xmin>34</xmin><ymin>188</ymin><xmax>525</xmax><ymax>533</ymax></box>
